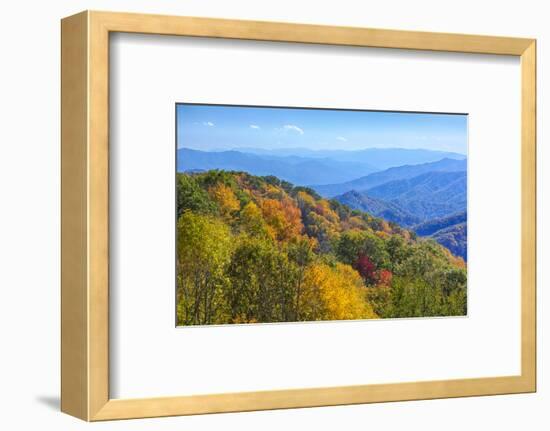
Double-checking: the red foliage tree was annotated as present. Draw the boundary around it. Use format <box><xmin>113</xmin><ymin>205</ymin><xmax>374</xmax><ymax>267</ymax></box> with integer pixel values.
<box><xmin>376</xmin><ymin>269</ymin><xmax>393</xmax><ymax>287</ymax></box>
<box><xmin>353</xmin><ymin>254</ymin><xmax>377</xmax><ymax>285</ymax></box>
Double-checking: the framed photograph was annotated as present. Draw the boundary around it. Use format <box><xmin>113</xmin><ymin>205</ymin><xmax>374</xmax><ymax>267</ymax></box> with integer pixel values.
<box><xmin>175</xmin><ymin>103</ymin><xmax>468</xmax><ymax>326</ymax></box>
<box><xmin>61</xmin><ymin>11</ymin><xmax>536</xmax><ymax>421</ymax></box>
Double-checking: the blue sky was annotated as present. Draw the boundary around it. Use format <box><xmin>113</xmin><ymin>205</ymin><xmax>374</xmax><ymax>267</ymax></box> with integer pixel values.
<box><xmin>176</xmin><ymin>104</ymin><xmax>468</xmax><ymax>155</ymax></box>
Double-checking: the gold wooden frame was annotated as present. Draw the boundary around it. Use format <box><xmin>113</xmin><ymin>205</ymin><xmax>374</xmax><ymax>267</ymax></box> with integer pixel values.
<box><xmin>61</xmin><ymin>10</ymin><xmax>537</xmax><ymax>421</ymax></box>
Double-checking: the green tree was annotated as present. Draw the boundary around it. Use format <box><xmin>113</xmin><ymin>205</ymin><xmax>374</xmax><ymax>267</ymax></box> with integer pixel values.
<box><xmin>368</xmin><ymin>242</ymin><xmax>467</xmax><ymax>318</ymax></box>
<box><xmin>176</xmin><ymin>174</ymin><xmax>216</xmax><ymax>217</ymax></box>
<box><xmin>239</xmin><ymin>201</ymin><xmax>269</xmax><ymax>237</ymax></box>
<box><xmin>336</xmin><ymin>230</ymin><xmax>389</xmax><ymax>269</ymax></box>
<box><xmin>227</xmin><ymin>236</ymin><xmax>299</xmax><ymax>323</ymax></box>
<box><xmin>286</xmin><ymin>237</ymin><xmax>316</xmax><ymax>320</ymax></box>
<box><xmin>176</xmin><ymin>211</ymin><xmax>233</xmax><ymax>325</ymax></box>
<box><xmin>386</xmin><ymin>234</ymin><xmax>411</xmax><ymax>271</ymax></box>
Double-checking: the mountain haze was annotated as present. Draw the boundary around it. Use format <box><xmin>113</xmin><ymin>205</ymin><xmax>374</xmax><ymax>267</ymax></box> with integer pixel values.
<box><xmin>238</xmin><ymin>147</ymin><xmax>465</xmax><ymax>170</ymax></box>
<box><xmin>365</xmin><ymin>170</ymin><xmax>466</xmax><ymax>220</ymax></box>
<box><xmin>177</xmin><ymin>148</ymin><xmax>376</xmax><ymax>186</ymax></box>
<box><xmin>313</xmin><ymin>158</ymin><xmax>466</xmax><ymax>198</ymax></box>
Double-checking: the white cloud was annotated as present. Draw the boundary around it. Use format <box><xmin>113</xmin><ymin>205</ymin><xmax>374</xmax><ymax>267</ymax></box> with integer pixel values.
<box><xmin>249</xmin><ymin>124</ymin><xmax>260</xmax><ymax>129</ymax></box>
<box><xmin>202</xmin><ymin>121</ymin><xmax>215</xmax><ymax>127</ymax></box>
<box><xmin>283</xmin><ymin>124</ymin><xmax>304</xmax><ymax>135</ymax></box>
<box><xmin>336</xmin><ymin>136</ymin><xmax>347</xmax><ymax>142</ymax></box>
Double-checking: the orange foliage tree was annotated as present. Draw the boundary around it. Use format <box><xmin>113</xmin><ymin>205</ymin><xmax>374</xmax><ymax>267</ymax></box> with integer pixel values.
<box><xmin>260</xmin><ymin>198</ymin><xmax>303</xmax><ymax>242</ymax></box>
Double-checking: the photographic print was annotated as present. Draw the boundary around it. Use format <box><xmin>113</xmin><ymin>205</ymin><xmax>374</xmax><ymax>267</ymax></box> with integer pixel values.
<box><xmin>176</xmin><ymin>104</ymin><xmax>467</xmax><ymax>326</ymax></box>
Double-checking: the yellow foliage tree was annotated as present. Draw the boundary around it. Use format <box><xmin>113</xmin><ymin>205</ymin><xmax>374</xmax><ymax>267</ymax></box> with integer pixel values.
<box><xmin>380</xmin><ymin>219</ymin><xmax>392</xmax><ymax>234</ymax></box>
<box><xmin>345</xmin><ymin>215</ymin><xmax>368</xmax><ymax>231</ymax></box>
<box><xmin>208</xmin><ymin>183</ymin><xmax>240</xmax><ymax>219</ymax></box>
<box><xmin>296</xmin><ymin>190</ymin><xmax>316</xmax><ymax>209</ymax></box>
<box><xmin>263</xmin><ymin>183</ymin><xmax>283</xmax><ymax>199</ymax></box>
<box><xmin>314</xmin><ymin>200</ymin><xmax>340</xmax><ymax>224</ymax></box>
<box><xmin>300</xmin><ymin>262</ymin><xmax>378</xmax><ymax>321</ymax></box>
<box><xmin>176</xmin><ymin>211</ymin><xmax>233</xmax><ymax>325</ymax></box>
<box><xmin>239</xmin><ymin>201</ymin><xmax>267</xmax><ymax>236</ymax></box>
<box><xmin>375</xmin><ymin>230</ymin><xmax>390</xmax><ymax>240</ymax></box>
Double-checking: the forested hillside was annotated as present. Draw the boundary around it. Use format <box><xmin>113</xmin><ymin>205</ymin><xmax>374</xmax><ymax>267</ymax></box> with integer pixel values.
<box><xmin>331</xmin><ymin>163</ymin><xmax>467</xmax><ymax>260</ymax></box>
<box><xmin>366</xmin><ymin>170</ymin><xmax>466</xmax><ymax>220</ymax></box>
<box><xmin>414</xmin><ymin>211</ymin><xmax>467</xmax><ymax>236</ymax></box>
<box><xmin>176</xmin><ymin>170</ymin><xmax>467</xmax><ymax>326</ymax></box>
<box><xmin>336</xmin><ymin>190</ymin><xmax>421</xmax><ymax>227</ymax></box>
<box><xmin>413</xmin><ymin>211</ymin><xmax>467</xmax><ymax>260</ymax></box>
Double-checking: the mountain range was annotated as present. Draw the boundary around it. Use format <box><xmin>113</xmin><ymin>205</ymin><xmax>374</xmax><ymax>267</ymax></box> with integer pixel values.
<box><xmin>312</xmin><ymin>158</ymin><xmax>467</xmax><ymax>198</ymax></box>
<box><xmin>334</xmin><ymin>170</ymin><xmax>466</xmax><ymax>223</ymax></box>
<box><xmin>412</xmin><ymin>211</ymin><xmax>467</xmax><ymax>260</ymax></box>
<box><xmin>235</xmin><ymin>147</ymin><xmax>465</xmax><ymax>170</ymax></box>
<box><xmin>366</xmin><ymin>170</ymin><xmax>466</xmax><ymax>220</ymax></box>
<box><xmin>328</xmin><ymin>161</ymin><xmax>467</xmax><ymax>260</ymax></box>
<box><xmin>430</xmin><ymin>223</ymin><xmax>467</xmax><ymax>261</ymax></box>
<box><xmin>177</xmin><ymin>147</ymin><xmax>465</xmax><ymax>186</ymax></box>
<box><xmin>177</xmin><ymin>148</ymin><xmax>376</xmax><ymax>185</ymax></box>
<box><xmin>413</xmin><ymin>211</ymin><xmax>467</xmax><ymax>236</ymax></box>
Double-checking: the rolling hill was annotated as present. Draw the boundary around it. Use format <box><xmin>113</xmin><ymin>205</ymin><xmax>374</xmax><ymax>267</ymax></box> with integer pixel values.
<box><xmin>413</xmin><ymin>211</ymin><xmax>467</xmax><ymax>260</ymax></box>
<box><xmin>365</xmin><ymin>171</ymin><xmax>466</xmax><ymax>220</ymax></box>
<box><xmin>313</xmin><ymin>158</ymin><xmax>466</xmax><ymax>198</ymax></box>
<box><xmin>335</xmin><ymin>186</ymin><xmax>467</xmax><ymax>260</ymax></box>
<box><xmin>335</xmin><ymin>190</ymin><xmax>421</xmax><ymax>227</ymax></box>
<box><xmin>335</xmin><ymin>191</ymin><xmax>468</xmax><ymax>259</ymax></box>
<box><xmin>413</xmin><ymin>211</ymin><xmax>467</xmax><ymax>236</ymax></box>
<box><xmin>429</xmin><ymin>223</ymin><xmax>467</xmax><ymax>261</ymax></box>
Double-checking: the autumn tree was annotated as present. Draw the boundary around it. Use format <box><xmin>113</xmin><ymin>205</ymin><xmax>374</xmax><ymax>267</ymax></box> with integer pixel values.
<box><xmin>314</xmin><ymin>200</ymin><xmax>340</xmax><ymax>224</ymax></box>
<box><xmin>239</xmin><ymin>201</ymin><xmax>268</xmax><ymax>237</ymax></box>
<box><xmin>353</xmin><ymin>254</ymin><xmax>377</xmax><ymax>285</ymax></box>
<box><xmin>295</xmin><ymin>190</ymin><xmax>316</xmax><ymax>212</ymax></box>
<box><xmin>303</xmin><ymin>209</ymin><xmax>341</xmax><ymax>254</ymax></box>
<box><xmin>336</xmin><ymin>230</ymin><xmax>389</xmax><ymax>269</ymax></box>
<box><xmin>377</xmin><ymin>269</ymin><xmax>393</xmax><ymax>287</ymax></box>
<box><xmin>208</xmin><ymin>183</ymin><xmax>241</xmax><ymax>220</ymax></box>
<box><xmin>260</xmin><ymin>198</ymin><xmax>303</xmax><ymax>242</ymax></box>
<box><xmin>300</xmin><ymin>263</ymin><xmax>377</xmax><ymax>321</ymax></box>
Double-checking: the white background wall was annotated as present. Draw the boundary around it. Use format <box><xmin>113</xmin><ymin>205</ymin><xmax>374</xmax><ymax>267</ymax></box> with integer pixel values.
<box><xmin>0</xmin><ymin>0</ymin><xmax>546</xmax><ymax>429</ymax></box>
